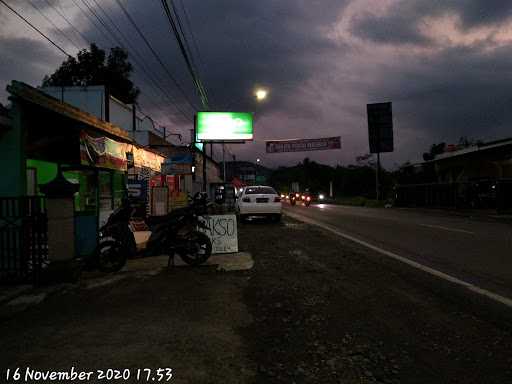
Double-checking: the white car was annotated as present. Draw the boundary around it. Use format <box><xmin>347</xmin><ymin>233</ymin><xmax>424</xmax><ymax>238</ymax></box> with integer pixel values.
<box><xmin>236</xmin><ymin>185</ymin><xmax>282</xmax><ymax>221</ymax></box>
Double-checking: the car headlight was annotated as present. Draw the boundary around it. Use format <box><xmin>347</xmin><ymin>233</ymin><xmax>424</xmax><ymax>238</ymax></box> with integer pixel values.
<box><xmin>319</xmin><ymin>194</ymin><xmax>324</xmax><ymax>200</ymax></box>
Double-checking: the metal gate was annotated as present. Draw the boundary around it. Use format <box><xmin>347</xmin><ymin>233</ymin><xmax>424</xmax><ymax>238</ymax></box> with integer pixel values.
<box><xmin>0</xmin><ymin>197</ymin><xmax>47</xmax><ymax>284</ymax></box>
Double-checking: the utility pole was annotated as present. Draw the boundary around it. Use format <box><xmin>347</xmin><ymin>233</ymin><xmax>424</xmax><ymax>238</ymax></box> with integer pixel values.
<box><xmin>222</xmin><ymin>144</ymin><xmax>226</xmax><ymax>183</ymax></box>
<box><xmin>375</xmin><ymin>152</ymin><xmax>381</xmax><ymax>201</ymax></box>
<box><xmin>193</xmin><ymin>114</ymin><xmax>207</xmax><ymax>193</ymax></box>
<box><xmin>202</xmin><ymin>145</ymin><xmax>207</xmax><ymax>193</ymax></box>
<box><xmin>232</xmin><ymin>154</ymin><xmax>236</xmax><ymax>181</ymax></box>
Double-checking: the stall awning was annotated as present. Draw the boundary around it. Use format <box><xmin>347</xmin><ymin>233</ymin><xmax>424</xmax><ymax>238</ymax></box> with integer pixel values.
<box><xmin>80</xmin><ymin>131</ymin><xmax>164</xmax><ymax>172</ymax></box>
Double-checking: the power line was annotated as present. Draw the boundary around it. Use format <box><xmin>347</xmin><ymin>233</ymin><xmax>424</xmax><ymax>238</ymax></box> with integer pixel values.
<box><xmin>57</xmin><ymin>0</ymin><xmax>180</xmax><ymax>123</ymax></box>
<box><xmin>43</xmin><ymin>0</ymin><xmax>90</xmax><ymax>47</ymax></box>
<box><xmin>171</xmin><ymin>0</ymin><xmax>210</xmax><ymax>107</ymax></box>
<box><xmin>160</xmin><ymin>0</ymin><xmax>209</xmax><ymax>110</ymax></box>
<box><xmin>0</xmin><ymin>0</ymin><xmax>190</xmax><ymax>131</ymax></box>
<box><xmin>88</xmin><ymin>0</ymin><xmax>193</xmax><ymax>119</ymax></box>
<box><xmin>78</xmin><ymin>0</ymin><xmax>193</xmax><ymax>122</ymax></box>
<box><xmin>71</xmin><ymin>0</ymin><xmax>118</xmax><ymax>47</ymax></box>
<box><xmin>0</xmin><ymin>0</ymin><xmax>71</xmax><ymax>57</ymax></box>
<box><xmin>27</xmin><ymin>0</ymin><xmax>81</xmax><ymax>52</ymax></box>
<box><xmin>176</xmin><ymin>0</ymin><xmax>213</xmax><ymax>106</ymax></box>
<box><xmin>80</xmin><ymin>0</ymin><xmax>123</xmax><ymax>46</ymax></box>
<box><xmin>113</xmin><ymin>0</ymin><xmax>199</xmax><ymax>112</ymax></box>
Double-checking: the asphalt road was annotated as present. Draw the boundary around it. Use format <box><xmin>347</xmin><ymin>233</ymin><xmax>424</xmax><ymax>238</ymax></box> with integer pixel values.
<box><xmin>283</xmin><ymin>202</ymin><xmax>512</xmax><ymax>300</ymax></box>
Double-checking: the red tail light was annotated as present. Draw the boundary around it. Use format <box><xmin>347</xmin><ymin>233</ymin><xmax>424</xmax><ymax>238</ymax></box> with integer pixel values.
<box><xmin>242</xmin><ymin>197</ymin><xmax>251</xmax><ymax>203</ymax></box>
<box><xmin>274</xmin><ymin>196</ymin><xmax>281</xmax><ymax>202</ymax></box>
<box><xmin>306</xmin><ymin>196</ymin><xmax>311</xmax><ymax>201</ymax></box>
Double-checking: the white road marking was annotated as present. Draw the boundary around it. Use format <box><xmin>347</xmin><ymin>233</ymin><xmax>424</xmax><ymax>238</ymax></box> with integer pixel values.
<box><xmin>419</xmin><ymin>223</ymin><xmax>475</xmax><ymax>235</ymax></box>
<box><xmin>284</xmin><ymin>210</ymin><xmax>512</xmax><ymax>309</ymax></box>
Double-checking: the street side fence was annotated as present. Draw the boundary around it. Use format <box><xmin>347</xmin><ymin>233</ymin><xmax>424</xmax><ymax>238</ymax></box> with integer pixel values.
<box><xmin>395</xmin><ymin>179</ymin><xmax>512</xmax><ymax>213</ymax></box>
<box><xmin>0</xmin><ymin>197</ymin><xmax>48</xmax><ymax>285</ymax></box>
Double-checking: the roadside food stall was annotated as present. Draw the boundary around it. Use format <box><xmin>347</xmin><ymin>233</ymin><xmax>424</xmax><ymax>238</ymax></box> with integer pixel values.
<box><xmin>5</xmin><ymin>81</ymin><xmax>137</xmax><ymax>258</ymax></box>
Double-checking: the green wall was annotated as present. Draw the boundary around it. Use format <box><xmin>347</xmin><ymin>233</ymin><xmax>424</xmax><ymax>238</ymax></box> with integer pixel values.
<box><xmin>27</xmin><ymin>159</ymin><xmax>58</xmax><ymax>185</ymax></box>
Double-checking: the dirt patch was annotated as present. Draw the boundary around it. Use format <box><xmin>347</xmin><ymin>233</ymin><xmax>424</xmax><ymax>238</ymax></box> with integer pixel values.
<box><xmin>0</xmin><ymin>266</ymin><xmax>256</xmax><ymax>384</ymax></box>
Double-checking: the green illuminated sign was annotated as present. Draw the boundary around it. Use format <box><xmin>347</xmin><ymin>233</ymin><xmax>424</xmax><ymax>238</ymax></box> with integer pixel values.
<box><xmin>196</xmin><ymin>112</ymin><xmax>253</xmax><ymax>142</ymax></box>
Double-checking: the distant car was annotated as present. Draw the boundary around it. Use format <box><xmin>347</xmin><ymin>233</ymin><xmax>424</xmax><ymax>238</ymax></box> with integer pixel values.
<box><xmin>236</xmin><ymin>185</ymin><xmax>282</xmax><ymax>222</ymax></box>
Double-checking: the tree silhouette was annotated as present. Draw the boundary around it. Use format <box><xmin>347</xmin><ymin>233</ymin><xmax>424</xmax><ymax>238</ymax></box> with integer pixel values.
<box><xmin>42</xmin><ymin>44</ymin><xmax>139</xmax><ymax>104</ymax></box>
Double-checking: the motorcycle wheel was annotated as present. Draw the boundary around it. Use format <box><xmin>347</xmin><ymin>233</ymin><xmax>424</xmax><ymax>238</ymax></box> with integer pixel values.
<box><xmin>97</xmin><ymin>239</ymin><xmax>127</xmax><ymax>273</ymax></box>
<box><xmin>304</xmin><ymin>200</ymin><xmax>311</xmax><ymax>207</ymax></box>
<box><xmin>178</xmin><ymin>231</ymin><xmax>212</xmax><ymax>266</ymax></box>
<box><xmin>290</xmin><ymin>199</ymin><xmax>296</xmax><ymax>206</ymax></box>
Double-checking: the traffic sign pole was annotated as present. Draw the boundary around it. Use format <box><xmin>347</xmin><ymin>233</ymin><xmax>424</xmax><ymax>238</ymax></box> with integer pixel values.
<box><xmin>376</xmin><ymin>152</ymin><xmax>380</xmax><ymax>201</ymax></box>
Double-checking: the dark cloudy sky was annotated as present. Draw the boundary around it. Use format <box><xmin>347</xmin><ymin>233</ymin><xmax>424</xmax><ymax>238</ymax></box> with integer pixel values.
<box><xmin>1</xmin><ymin>0</ymin><xmax>512</xmax><ymax>169</ymax></box>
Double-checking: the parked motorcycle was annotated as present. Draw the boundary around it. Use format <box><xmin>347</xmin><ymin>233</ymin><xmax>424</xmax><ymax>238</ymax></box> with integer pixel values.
<box><xmin>97</xmin><ymin>193</ymin><xmax>213</xmax><ymax>269</ymax></box>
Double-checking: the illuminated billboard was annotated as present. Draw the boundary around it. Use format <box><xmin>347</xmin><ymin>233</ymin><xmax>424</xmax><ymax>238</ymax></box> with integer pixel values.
<box><xmin>196</xmin><ymin>112</ymin><xmax>253</xmax><ymax>142</ymax></box>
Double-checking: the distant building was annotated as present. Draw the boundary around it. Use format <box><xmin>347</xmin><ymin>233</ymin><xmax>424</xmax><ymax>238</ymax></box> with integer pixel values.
<box><xmin>427</xmin><ymin>137</ymin><xmax>512</xmax><ymax>183</ymax></box>
<box><xmin>221</xmin><ymin>160</ymin><xmax>272</xmax><ymax>185</ymax></box>
<box><xmin>396</xmin><ymin>137</ymin><xmax>512</xmax><ymax>212</ymax></box>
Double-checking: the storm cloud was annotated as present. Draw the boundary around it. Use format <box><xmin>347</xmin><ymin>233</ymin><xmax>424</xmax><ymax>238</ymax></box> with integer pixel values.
<box><xmin>1</xmin><ymin>0</ymin><xmax>512</xmax><ymax>167</ymax></box>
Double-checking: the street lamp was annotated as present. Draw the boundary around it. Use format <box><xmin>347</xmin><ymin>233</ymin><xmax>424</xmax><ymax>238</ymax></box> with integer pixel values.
<box><xmin>255</xmin><ymin>88</ymin><xmax>268</xmax><ymax>101</ymax></box>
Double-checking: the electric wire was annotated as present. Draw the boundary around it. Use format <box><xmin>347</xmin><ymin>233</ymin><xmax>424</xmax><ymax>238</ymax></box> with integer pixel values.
<box><xmin>160</xmin><ymin>0</ymin><xmax>208</xmax><ymax>109</ymax></box>
<box><xmin>113</xmin><ymin>0</ymin><xmax>199</xmax><ymax>113</ymax></box>
<box><xmin>169</xmin><ymin>0</ymin><xmax>209</xmax><ymax>109</ymax></box>
<box><xmin>27</xmin><ymin>0</ymin><xmax>82</xmax><ymax>52</ymax></box>
<box><xmin>45</xmin><ymin>0</ymin><xmax>173</xmax><ymax>121</ymax></box>
<box><xmin>87</xmin><ymin>0</ymin><xmax>194</xmax><ymax>120</ymax></box>
<box><xmin>176</xmin><ymin>0</ymin><xmax>213</xmax><ymax>106</ymax></box>
<box><xmin>43</xmin><ymin>0</ymin><xmax>90</xmax><ymax>47</ymax></box>
<box><xmin>71</xmin><ymin>0</ymin><xmax>118</xmax><ymax>47</ymax></box>
<box><xmin>171</xmin><ymin>0</ymin><xmax>210</xmax><ymax>107</ymax></box>
<box><xmin>1</xmin><ymin>0</ymin><xmax>188</xmax><ymax>135</ymax></box>
<box><xmin>0</xmin><ymin>0</ymin><xmax>71</xmax><ymax>57</ymax></box>
<box><xmin>78</xmin><ymin>0</ymin><xmax>193</xmax><ymax>122</ymax></box>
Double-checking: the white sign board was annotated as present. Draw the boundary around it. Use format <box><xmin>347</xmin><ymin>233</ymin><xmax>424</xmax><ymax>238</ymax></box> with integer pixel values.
<box><xmin>199</xmin><ymin>214</ymin><xmax>238</xmax><ymax>254</ymax></box>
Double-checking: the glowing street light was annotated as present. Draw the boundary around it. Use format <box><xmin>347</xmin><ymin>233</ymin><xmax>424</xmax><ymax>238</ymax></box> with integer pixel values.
<box><xmin>255</xmin><ymin>88</ymin><xmax>268</xmax><ymax>101</ymax></box>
